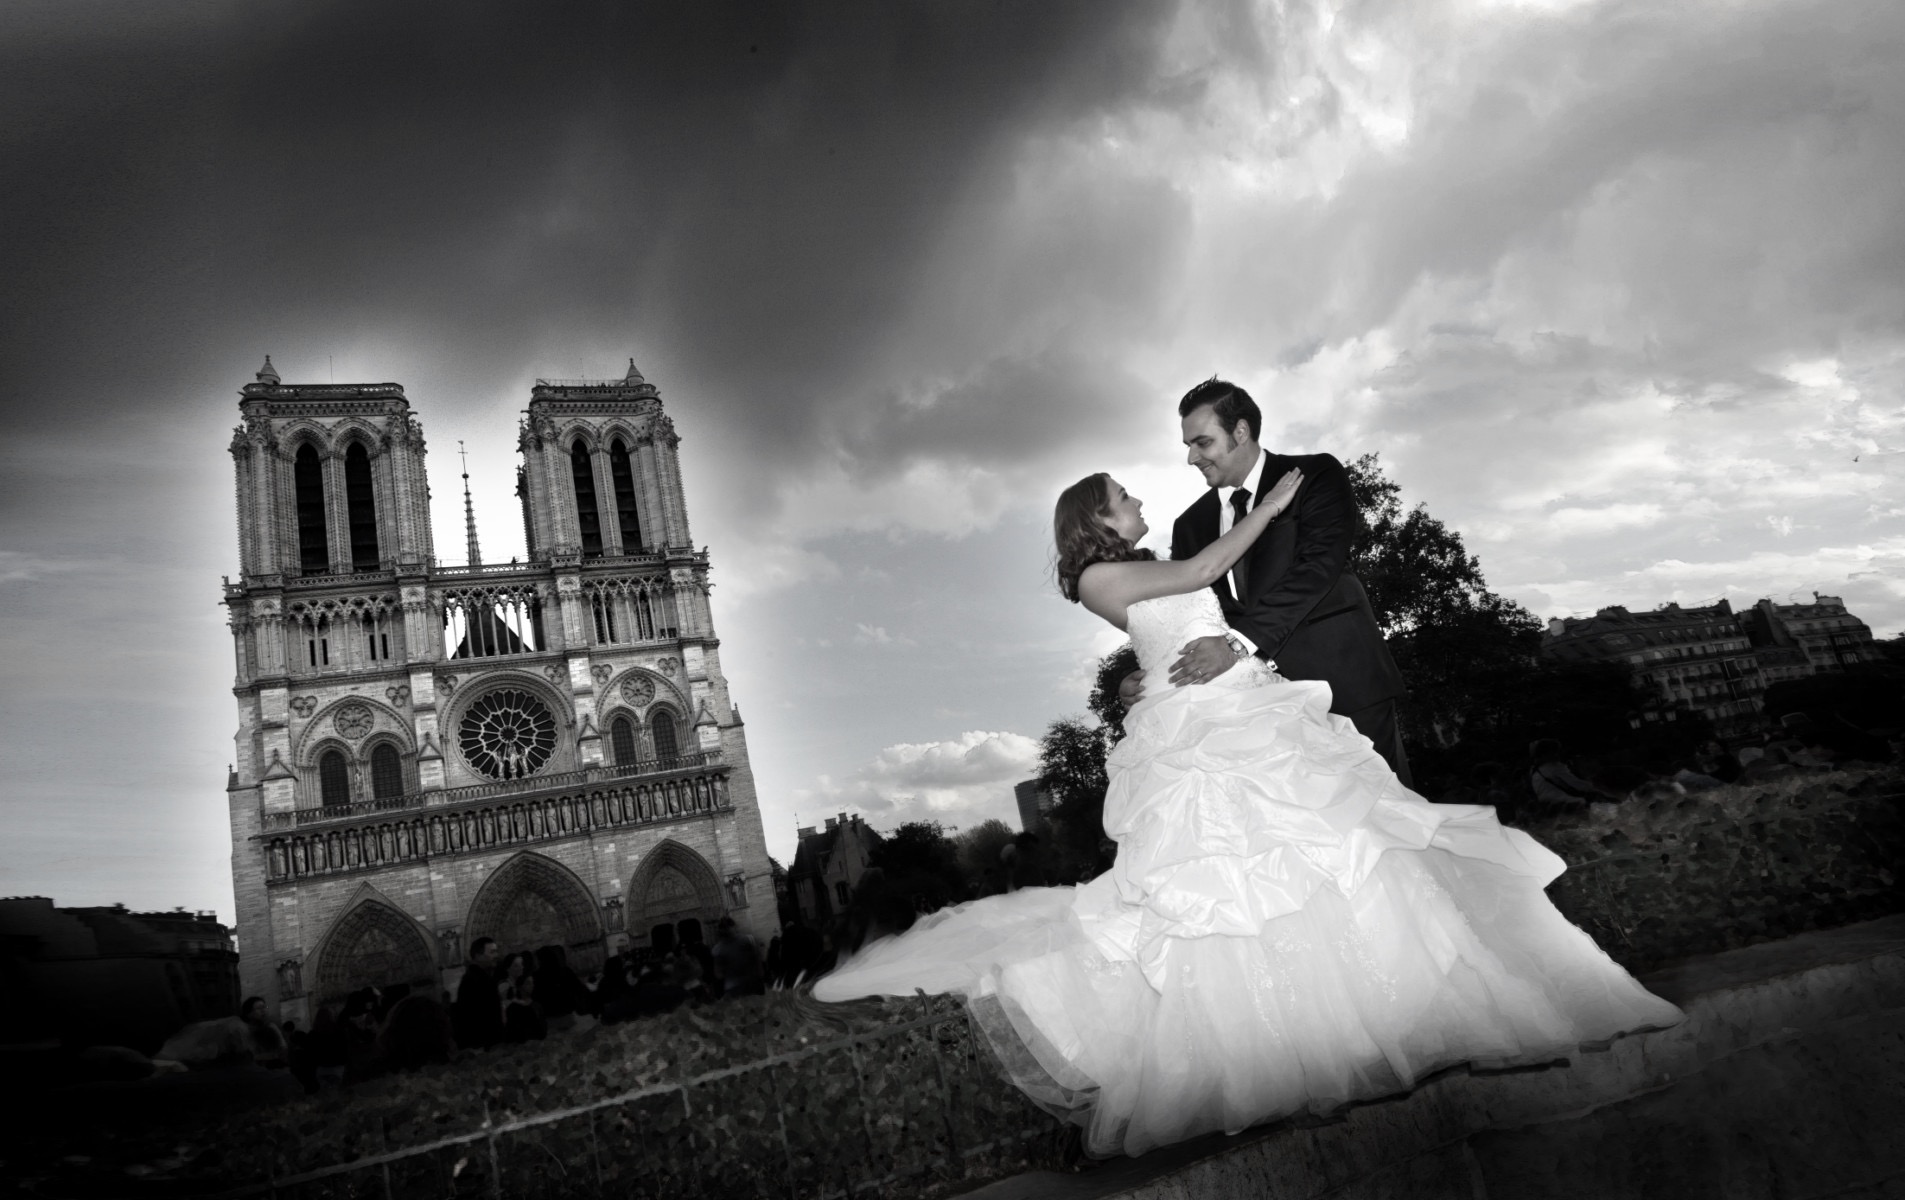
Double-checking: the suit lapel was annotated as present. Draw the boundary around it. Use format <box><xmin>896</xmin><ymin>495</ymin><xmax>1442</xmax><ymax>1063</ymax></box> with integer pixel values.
<box><xmin>1189</xmin><ymin>489</ymin><xmax>1221</xmax><ymax>552</ymax></box>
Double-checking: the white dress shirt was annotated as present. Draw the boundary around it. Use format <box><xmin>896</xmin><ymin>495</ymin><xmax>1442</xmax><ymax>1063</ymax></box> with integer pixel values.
<box><xmin>1215</xmin><ymin>451</ymin><xmax>1270</xmax><ymax>657</ymax></box>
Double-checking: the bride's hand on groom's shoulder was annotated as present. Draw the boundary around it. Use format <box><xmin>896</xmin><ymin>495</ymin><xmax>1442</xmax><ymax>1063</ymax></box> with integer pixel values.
<box><xmin>1264</xmin><ymin>467</ymin><xmax>1304</xmax><ymax>514</ymax></box>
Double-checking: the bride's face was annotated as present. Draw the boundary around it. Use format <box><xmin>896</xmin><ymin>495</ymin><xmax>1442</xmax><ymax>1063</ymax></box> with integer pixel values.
<box><xmin>1102</xmin><ymin>478</ymin><xmax>1148</xmax><ymax>542</ymax></box>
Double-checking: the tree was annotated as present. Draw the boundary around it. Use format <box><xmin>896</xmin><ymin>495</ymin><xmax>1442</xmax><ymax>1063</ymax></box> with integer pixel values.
<box><xmin>1336</xmin><ymin>455</ymin><xmax>1714</xmax><ymax>791</ymax></box>
<box><xmin>955</xmin><ymin>818</ymin><xmax>1018</xmax><ymax>885</ymax></box>
<box><xmin>1038</xmin><ymin>716</ymin><xmax>1112</xmax><ymax>874</ymax></box>
<box><xmin>1088</xmin><ymin>643</ymin><xmax>1141</xmax><ymax>742</ymax></box>
<box><xmin>1345</xmin><ymin>453</ymin><xmax>1535</xmax><ymax>638</ymax></box>
<box><xmin>1387</xmin><ymin>593</ymin><xmax>1544</xmax><ymax>751</ymax></box>
<box><xmin>868</xmin><ymin>821</ymin><xmax>965</xmax><ymax>911</ymax></box>
<box><xmin>1877</xmin><ymin>633</ymin><xmax>1905</xmax><ymax>668</ymax></box>
<box><xmin>1340</xmin><ymin>455</ymin><xmax>1557</xmax><ymax>764</ymax></box>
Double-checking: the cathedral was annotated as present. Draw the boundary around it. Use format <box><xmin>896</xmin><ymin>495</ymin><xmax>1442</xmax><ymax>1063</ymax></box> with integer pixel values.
<box><xmin>223</xmin><ymin>357</ymin><xmax>776</xmax><ymax>1021</ymax></box>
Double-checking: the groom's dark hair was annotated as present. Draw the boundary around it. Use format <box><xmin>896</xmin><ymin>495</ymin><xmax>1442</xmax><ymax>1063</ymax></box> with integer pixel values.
<box><xmin>1178</xmin><ymin>378</ymin><xmax>1262</xmax><ymax>443</ymax></box>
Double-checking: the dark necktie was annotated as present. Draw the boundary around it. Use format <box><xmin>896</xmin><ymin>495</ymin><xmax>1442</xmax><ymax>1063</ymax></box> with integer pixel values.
<box><xmin>1229</xmin><ymin>487</ymin><xmax>1251</xmax><ymax>595</ymax></box>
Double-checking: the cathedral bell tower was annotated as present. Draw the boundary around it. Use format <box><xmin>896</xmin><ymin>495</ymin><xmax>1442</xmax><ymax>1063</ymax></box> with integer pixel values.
<box><xmin>224</xmin><ymin>357</ymin><xmax>775</xmax><ymax>1025</ymax></box>
<box><xmin>516</xmin><ymin>359</ymin><xmax>691</xmax><ymax>560</ymax></box>
<box><xmin>228</xmin><ymin>356</ymin><xmax>435</xmax><ymax>582</ymax></box>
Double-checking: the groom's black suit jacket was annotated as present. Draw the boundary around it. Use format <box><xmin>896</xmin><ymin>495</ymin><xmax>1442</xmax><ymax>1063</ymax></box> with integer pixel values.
<box><xmin>1170</xmin><ymin>451</ymin><xmax>1406</xmax><ymax>717</ymax></box>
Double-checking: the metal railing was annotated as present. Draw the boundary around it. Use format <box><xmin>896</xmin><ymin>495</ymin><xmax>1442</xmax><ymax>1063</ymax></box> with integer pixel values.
<box><xmin>430</xmin><ymin>560</ymin><xmax>548</xmax><ymax>577</ymax></box>
<box><xmin>210</xmin><ymin>996</ymin><xmax>1060</xmax><ymax>1199</ymax></box>
<box><xmin>263</xmin><ymin>752</ymin><xmax>724</xmax><ymax>832</ymax></box>
<box><xmin>286</xmin><ymin>569</ymin><xmax>399</xmax><ymax>590</ymax></box>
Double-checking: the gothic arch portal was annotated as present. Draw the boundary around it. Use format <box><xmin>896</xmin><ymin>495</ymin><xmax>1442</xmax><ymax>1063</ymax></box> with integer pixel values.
<box><xmin>464</xmin><ymin>852</ymin><xmax>605</xmax><ymax>973</ymax></box>
<box><xmin>627</xmin><ymin>840</ymin><xmax>725</xmax><ymax>950</ymax></box>
<box><xmin>310</xmin><ymin>892</ymin><xmax>439</xmax><ymax>1005</ymax></box>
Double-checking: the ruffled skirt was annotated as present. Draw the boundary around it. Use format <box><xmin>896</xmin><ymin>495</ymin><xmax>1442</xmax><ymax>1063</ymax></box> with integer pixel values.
<box><xmin>813</xmin><ymin>678</ymin><xmax>1682</xmax><ymax>1157</ymax></box>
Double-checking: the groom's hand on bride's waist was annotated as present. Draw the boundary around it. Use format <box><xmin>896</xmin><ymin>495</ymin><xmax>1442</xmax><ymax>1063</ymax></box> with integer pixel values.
<box><xmin>1118</xmin><ymin>670</ymin><xmax>1147</xmax><ymax>707</ymax></box>
<box><xmin>1169</xmin><ymin>636</ymin><xmax>1241</xmax><ymax>687</ymax></box>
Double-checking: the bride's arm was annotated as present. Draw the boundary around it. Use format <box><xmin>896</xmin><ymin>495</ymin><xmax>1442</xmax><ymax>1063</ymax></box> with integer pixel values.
<box><xmin>1079</xmin><ymin>469</ymin><xmax>1301</xmax><ymax>625</ymax></box>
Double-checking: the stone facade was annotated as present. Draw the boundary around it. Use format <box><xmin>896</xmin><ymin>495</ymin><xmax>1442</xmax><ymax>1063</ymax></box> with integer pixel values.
<box><xmin>224</xmin><ymin>358</ymin><xmax>777</xmax><ymax>1023</ymax></box>
<box><xmin>787</xmin><ymin>813</ymin><xmax>880</xmax><ymax>925</ymax></box>
<box><xmin>1542</xmin><ymin>593</ymin><xmax>1887</xmax><ymax>733</ymax></box>
<box><xmin>1741</xmin><ymin>593</ymin><xmax>1884</xmax><ymax>676</ymax></box>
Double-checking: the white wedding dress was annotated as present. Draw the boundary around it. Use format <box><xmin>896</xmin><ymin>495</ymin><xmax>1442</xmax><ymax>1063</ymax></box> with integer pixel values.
<box><xmin>813</xmin><ymin>590</ymin><xmax>1683</xmax><ymax>1157</ymax></box>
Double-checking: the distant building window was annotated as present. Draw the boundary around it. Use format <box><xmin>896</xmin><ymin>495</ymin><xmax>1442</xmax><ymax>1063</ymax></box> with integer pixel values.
<box><xmin>570</xmin><ymin>441</ymin><xmax>604</xmax><ymax>558</ymax></box>
<box><xmin>611</xmin><ymin>715</ymin><xmax>638</xmax><ymax>765</ymax></box>
<box><xmin>344</xmin><ymin>443</ymin><xmax>380</xmax><ymax>571</ymax></box>
<box><xmin>370</xmin><ymin>743</ymin><xmax>403</xmax><ymax>799</ymax></box>
<box><xmin>610</xmin><ymin>439</ymin><xmax>643</xmax><ymax>553</ymax></box>
<box><xmin>319</xmin><ymin>750</ymin><xmax>349</xmax><ymax>808</ymax></box>
<box><xmin>835</xmin><ymin>881</ymin><xmax>850</xmax><ymax>907</ymax></box>
<box><xmin>294</xmin><ymin>444</ymin><xmax>330</xmax><ymax>576</ymax></box>
<box><xmin>651</xmin><ymin>710</ymin><xmax>679</xmax><ymax>760</ymax></box>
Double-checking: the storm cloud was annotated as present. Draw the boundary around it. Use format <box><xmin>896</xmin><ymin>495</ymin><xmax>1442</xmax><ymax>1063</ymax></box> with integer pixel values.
<box><xmin>2</xmin><ymin>0</ymin><xmax>1900</xmax><ymax>914</ymax></box>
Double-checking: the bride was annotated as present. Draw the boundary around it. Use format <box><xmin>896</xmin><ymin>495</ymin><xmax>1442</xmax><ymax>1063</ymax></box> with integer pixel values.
<box><xmin>813</xmin><ymin>469</ymin><xmax>1683</xmax><ymax>1158</ymax></box>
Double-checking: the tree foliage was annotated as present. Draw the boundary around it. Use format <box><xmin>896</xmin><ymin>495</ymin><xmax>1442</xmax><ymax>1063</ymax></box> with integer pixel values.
<box><xmin>1339</xmin><ymin>454</ymin><xmax>1718</xmax><ymax>789</ymax></box>
<box><xmin>1089</xmin><ymin>643</ymin><xmax>1141</xmax><ymax>741</ymax></box>
<box><xmin>1343</xmin><ymin>454</ymin><xmax>1553</xmax><ymax>759</ymax></box>
<box><xmin>1345</xmin><ymin>453</ymin><xmax>1531</xmax><ymax>638</ymax></box>
<box><xmin>954</xmin><ymin>818</ymin><xmax>1018</xmax><ymax>884</ymax></box>
<box><xmin>1038</xmin><ymin>715</ymin><xmax>1112</xmax><ymax>872</ymax></box>
<box><xmin>867</xmin><ymin>821</ymin><xmax>964</xmax><ymax>910</ymax></box>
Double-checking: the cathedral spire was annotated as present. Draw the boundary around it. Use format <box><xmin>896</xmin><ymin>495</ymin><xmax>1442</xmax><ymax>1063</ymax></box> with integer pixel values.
<box><xmin>256</xmin><ymin>355</ymin><xmax>280</xmax><ymax>385</ymax></box>
<box><xmin>624</xmin><ymin>358</ymin><xmax>645</xmax><ymax>384</ymax></box>
<box><xmin>460</xmin><ymin>440</ymin><xmax>482</xmax><ymax>567</ymax></box>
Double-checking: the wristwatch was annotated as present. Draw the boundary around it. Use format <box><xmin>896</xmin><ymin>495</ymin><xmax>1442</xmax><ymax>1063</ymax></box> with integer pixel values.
<box><xmin>1222</xmin><ymin>632</ymin><xmax>1251</xmax><ymax>661</ymax></box>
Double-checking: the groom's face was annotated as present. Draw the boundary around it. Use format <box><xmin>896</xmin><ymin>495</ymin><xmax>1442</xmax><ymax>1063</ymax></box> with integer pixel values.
<box><xmin>1181</xmin><ymin>405</ymin><xmax>1258</xmax><ymax>489</ymax></box>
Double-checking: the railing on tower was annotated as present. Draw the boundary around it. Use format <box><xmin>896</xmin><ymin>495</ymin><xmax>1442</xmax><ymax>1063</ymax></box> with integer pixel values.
<box><xmin>262</xmin><ymin>751</ymin><xmax>725</xmax><ymax>831</ymax></box>
<box><xmin>283</xmin><ymin>592</ymin><xmax>405</xmax><ymax>676</ymax></box>
<box><xmin>584</xmin><ymin>574</ymin><xmax>682</xmax><ymax>646</ymax></box>
<box><xmin>439</xmin><ymin>582</ymin><xmax>546</xmax><ymax>659</ymax></box>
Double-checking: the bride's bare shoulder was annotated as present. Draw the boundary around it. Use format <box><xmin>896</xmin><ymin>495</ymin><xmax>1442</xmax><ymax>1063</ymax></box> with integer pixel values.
<box><xmin>1077</xmin><ymin>561</ymin><xmax>1146</xmax><ymax>627</ymax></box>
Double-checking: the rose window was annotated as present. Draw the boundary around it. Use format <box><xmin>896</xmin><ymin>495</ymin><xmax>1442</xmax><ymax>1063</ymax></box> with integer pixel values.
<box><xmin>458</xmin><ymin>688</ymin><xmax>557</xmax><ymax>780</ymax></box>
<box><xmin>333</xmin><ymin>702</ymin><xmax>374</xmax><ymax>740</ymax></box>
<box><xmin>620</xmin><ymin>674</ymin><xmax>656</xmax><ymax>707</ymax></box>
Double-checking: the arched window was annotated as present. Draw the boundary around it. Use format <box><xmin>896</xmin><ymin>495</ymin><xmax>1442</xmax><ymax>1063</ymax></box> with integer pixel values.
<box><xmin>370</xmin><ymin>743</ymin><xmax>403</xmax><ymax>799</ymax></box>
<box><xmin>611</xmin><ymin>715</ymin><xmax>638</xmax><ymax>765</ymax></box>
<box><xmin>651</xmin><ymin>710</ymin><xmax>679</xmax><ymax>760</ymax></box>
<box><xmin>344</xmin><ymin>443</ymin><xmax>379</xmax><ymax>571</ymax></box>
<box><xmin>319</xmin><ymin>750</ymin><xmax>350</xmax><ymax>809</ymax></box>
<box><xmin>570</xmin><ymin>441</ymin><xmax>603</xmax><ymax>558</ymax></box>
<box><xmin>609</xmin><ymin>439</ymin><xmax>643</xmax><ymax>553</ymax></box>
<box><xmin>294</xmin><ymin>444</ymin><xmax>330</xmax><ymax>576</ymax></box>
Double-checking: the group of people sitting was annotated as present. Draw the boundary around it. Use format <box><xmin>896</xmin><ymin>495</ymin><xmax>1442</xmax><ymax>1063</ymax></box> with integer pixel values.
<box><xmin>448</xmin><ymin>917</ymin><xmax>771</xmax><ymax>1047</ymax></box>
<box><xmin>210</xmin><ymin>917</ymin><xmax>775</xmax><ymax>1092</ymax></box>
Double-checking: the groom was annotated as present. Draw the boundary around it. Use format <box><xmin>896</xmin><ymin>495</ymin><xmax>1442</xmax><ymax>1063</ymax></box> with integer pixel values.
<box><xmin>1124</xmin><ymin>378</ymin><xmax>1412</xmax><ymax>786</ymax></box>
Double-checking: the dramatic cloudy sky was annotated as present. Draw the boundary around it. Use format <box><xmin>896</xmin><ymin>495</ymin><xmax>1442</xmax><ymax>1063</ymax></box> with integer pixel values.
<box><xmin>3</xmin><ymin>0</ymin><xmax>1901</xmax><ymax>920</ymax></box>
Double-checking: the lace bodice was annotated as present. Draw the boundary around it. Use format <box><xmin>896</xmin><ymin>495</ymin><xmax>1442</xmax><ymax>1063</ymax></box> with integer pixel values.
<box><xmin>1127</xmin><ymin>590</ymin><xmax>1277</xmax><ymax>688</ymax></box>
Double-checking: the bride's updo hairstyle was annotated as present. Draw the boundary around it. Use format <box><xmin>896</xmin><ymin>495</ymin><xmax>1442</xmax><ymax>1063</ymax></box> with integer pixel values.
<box><xmin>1054</xmin><ymin>473</ymin><xmax>1155</xmax><ymax>603</ymax></box>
